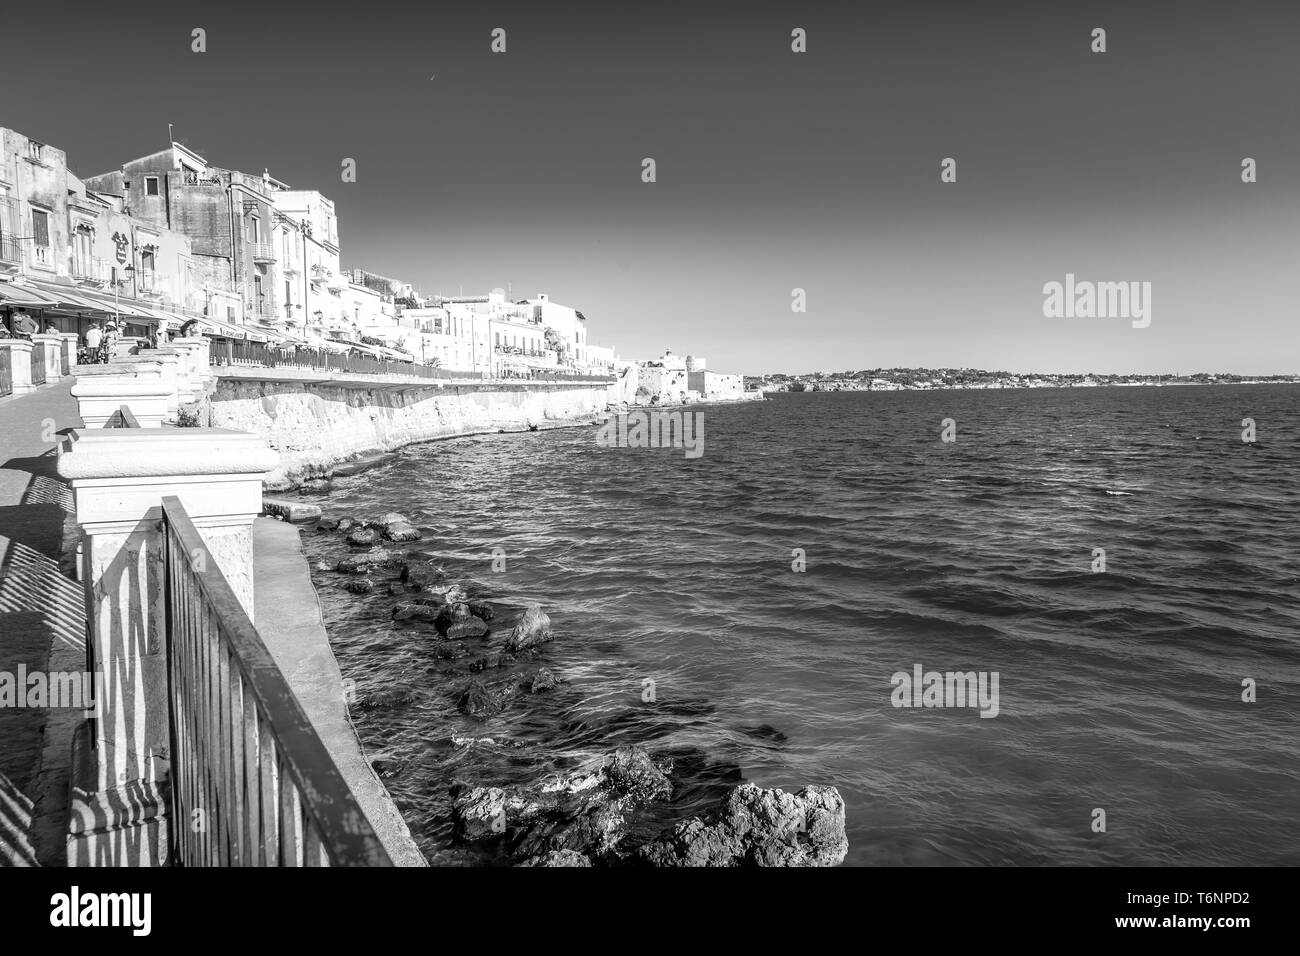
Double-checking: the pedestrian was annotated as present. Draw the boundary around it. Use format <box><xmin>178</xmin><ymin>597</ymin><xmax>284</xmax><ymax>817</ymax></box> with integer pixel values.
<box><xmin>45</xmin><ymin>320</ymin><xmax>60</xmax><ymax>334</ymax></box>
<box><xmin>154</xmin><ymin>317</ymin><xmax>170</xmax><ymax>348</ymax></box>
<box><xmin>12</xmin><ymin>309</ymin><xmax>37</xmax><ymax>338</ymax></box>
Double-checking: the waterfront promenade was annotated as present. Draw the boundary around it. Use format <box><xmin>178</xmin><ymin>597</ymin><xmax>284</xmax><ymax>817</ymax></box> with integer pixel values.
<box><xmin>0</xmin><ymin>382</ymin><xmax>84</xmax><ymax>866</ymax></box>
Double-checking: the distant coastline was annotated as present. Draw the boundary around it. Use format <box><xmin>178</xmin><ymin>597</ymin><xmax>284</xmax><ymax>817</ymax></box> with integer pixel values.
<box><xmin>748</xmin><ymin>370</ymin><xmax>1300</xmax><ymax>393</ymax></box>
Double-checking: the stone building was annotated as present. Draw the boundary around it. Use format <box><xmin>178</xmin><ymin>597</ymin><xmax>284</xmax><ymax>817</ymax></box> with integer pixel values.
<box><xmin>85</xmin><ymin>142</ymin><xmax>286</xmax><ymax>326</ymax></box>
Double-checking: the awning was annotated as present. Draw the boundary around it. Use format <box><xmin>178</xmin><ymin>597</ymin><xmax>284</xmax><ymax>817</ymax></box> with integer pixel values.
<box><xmin>0</xmin><ymin>283</ymin><xmax>59</xmax><ymax>307</ymax></box>
<box><xmin>190</xmin><ymin>315</ymin><xmax>269</xmax><ymax>342</ymax></box>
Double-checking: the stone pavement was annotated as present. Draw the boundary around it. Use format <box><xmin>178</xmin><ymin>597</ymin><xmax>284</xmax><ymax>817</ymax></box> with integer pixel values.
<box><xmin>0</xmin><ymin>382</ymin><xmax>85</xmax><ymax>865</ymax></box>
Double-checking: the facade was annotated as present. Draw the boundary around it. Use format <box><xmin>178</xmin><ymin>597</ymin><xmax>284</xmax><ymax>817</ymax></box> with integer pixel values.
<box><xmin>274</xmin><ymin>190</ymin><xmax>344</xmax><ymax>332</ymax></box>
<box><xmin>1</xmin><ymin>127</ymin><xmax>201</xmax><ymax>339</ymax></box>
<box><xmin>85</xmin><ymin>143</ymin><xmax>287</xmax><ymax>326</ymax></box>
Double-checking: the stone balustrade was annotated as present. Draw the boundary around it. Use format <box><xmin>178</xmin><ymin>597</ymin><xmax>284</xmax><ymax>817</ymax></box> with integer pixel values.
<box><xmin>57</xmin><ymin>426</ymin><xmax>279</xmax><ymax>865</ymax></box>
<box><xmin>0</xmin><ymin>339</ymin><xmax>36</xmax><ymax>395</ymax></box>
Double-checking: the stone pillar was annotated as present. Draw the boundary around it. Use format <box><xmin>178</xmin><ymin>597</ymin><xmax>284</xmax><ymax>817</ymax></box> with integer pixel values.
<box><xmin>0</xmin><ymin>339</ymin><xmax>35</xmax><ymax>395</ymax></box>
<box><xmin>70</xmin><ymin>361</ymin><xmax>175</xmax><ymax>428</ymax></box>
<box><xmin>57</xmin><ymin>427</ymin><xmax>279</xmax><ymax>866</ymax></box>
<box><xmin>31</xmin><ymin>333</ymin><xmax>62</xmax><ymax>382</ymax></box>
<box><xmin>58</xmin><ymin>332</ymin><xmax>79</xmax><ymax>374</ymax></box>
<box><xmin>173</xmin><ymin>336</ymin><xmax>212</xmax><ymax>391</ymax></box>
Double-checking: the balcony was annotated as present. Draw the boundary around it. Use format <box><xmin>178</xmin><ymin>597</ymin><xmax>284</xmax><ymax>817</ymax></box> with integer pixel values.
<box><xmin>0</xmin><ymin>236</ymin><xmax>21</xmax><ymax>265</ymax></box>
<box><xmin>249</xmin><ymin>242</ymin><xmax>276</xmax><ymax>263</ymax></box>
<box><xmin>72</xmin><ymin>256</ymin><xmax>113</xmax><ymax>283</ymax></box>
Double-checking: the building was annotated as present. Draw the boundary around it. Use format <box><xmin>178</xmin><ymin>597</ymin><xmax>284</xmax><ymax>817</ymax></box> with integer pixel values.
<box><xmin>85</xmin><ymin>142</ymin><xmax>287</xmax><ymax>327</ymax></box>
<box><xmin>1</xmin><ymin>127</ymin><xmax>216</xmax><ymax>340</ymax></box>
<box><xmin>274</xmin><ymin>190</ymin><xmax>344</xmax><ymax>332</ymax></box>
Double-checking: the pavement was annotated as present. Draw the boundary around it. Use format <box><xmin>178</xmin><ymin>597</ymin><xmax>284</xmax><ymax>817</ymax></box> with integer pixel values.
<box><xmin>0</xmin><ymin>382</ymin><xmax>85</xmax><ymax>866</ymax></box>
<box><xmin>252</xmin><ymin>518</ymin><xmax>426</xmax><ymax>866</ymax></box>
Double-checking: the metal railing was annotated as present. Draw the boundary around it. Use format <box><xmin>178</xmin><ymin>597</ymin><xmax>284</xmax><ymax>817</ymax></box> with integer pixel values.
<box><xmin>249</xmin><ymin>242</ymin><xmax>276</xmax><ymax>262</ymax></box>
<box><xmin>30</xmin><ymin>342</ymin><xmax>46</xmax><ymax>386</ymax></box>
<box><xmin>106</xmin><ymin>405</ymin><xmax>140</xmax><ymax>428</ymax></box>
<box><xmin>162</xmin><ymin>496</ymin><xmax>392</xmax><ymax>866</ymax></box>
<box><xmin>210</xmin><ymin>340</ymin><xmax>614</xmax><ymax>384</ymax></box>
<box><xmin>0</xmin><ymin>235</ymin><xmax>22</xmax><ymax>264</ymax></box>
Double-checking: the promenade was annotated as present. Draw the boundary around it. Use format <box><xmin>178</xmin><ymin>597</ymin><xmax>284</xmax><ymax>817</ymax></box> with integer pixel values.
<box><xmin>0</xmin><ymin>382</ymin><xmax>84</xmax><ymax>866</ymax></box>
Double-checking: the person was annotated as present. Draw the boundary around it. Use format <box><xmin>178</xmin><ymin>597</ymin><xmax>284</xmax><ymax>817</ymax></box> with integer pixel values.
<box><xmin>178</xmin><ymin>317</ymin><xmax>201</xmax><ymax>338</ymax></box>
<box><xmin>103</xmin><ymin>320</ymin><xmax>120</xmax><ymax>357</ymax></box>
<box><xmin>12</xmin><ymin>309</ymin><xmax>37</xmax><ymax>338</ymax></box>
<box><xmin>45</xmin><ymin>320</ymin><xmax>60</xmax><ymax>334</ymax></box>
<box><xmin>154</xmin><ymin>317</ymin><xmax>170</xmax><ymax>348</ymax></box>
<box><xmin>83</xmin><ymin>322</ymin><xmax>104</xmax><ymax>363</ymax></box>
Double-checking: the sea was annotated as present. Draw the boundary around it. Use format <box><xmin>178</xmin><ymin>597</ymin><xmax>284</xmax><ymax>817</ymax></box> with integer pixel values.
<box><xmin>300</xmin><ymin>385</ymin><xmax>1300</xmax><ymax>866</ymax></box>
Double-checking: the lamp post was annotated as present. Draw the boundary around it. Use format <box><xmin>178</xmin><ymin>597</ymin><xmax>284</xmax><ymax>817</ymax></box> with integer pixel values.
<box><xmin>113</xmin><ymin>264</ymin><xmax>136</xmax><ymax>328</ymax></box>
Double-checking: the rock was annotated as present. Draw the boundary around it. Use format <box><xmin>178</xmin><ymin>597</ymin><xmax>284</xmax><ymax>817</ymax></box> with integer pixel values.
<box><xmin>347</xmin><ymin>527</ymin><xmax>381</xmax><ymax>547</ymax></box>
<box><xmin>518</xmin><ymin>850</ymin><xmax>591</xmax><ymax>867</ymax></box>
<box><xmin>458</xmin><ymin>679</ymin><xmax>505</xmax><ymax>718</ymax></box>
<box><xmin>317</xmin><ymin>518</ymin><xmax>341</xmax><ymax>532</ymax></box>
<box><xmin>445</xmin><ymin>617</ymin><xmax>489</xmax><ymax>640</ymax></box>
<box><xmin>467</xmin><ymin>601</ymin><xmax>495</xmax><ymax>622</ymax></box>
<box><xmin>637</xmin><ymin>784</ymin><xmax>847</xmax><ymax>867</ymax></box>
<box><xmin>263</xmin><ymin>498</ymin><xmax>322</xmax><ymax>522</ymax></box>
<box><xmin>336</xmin><ymin>517</ymin><xmax>358</xmax><ymax>532</ymax></box>
<box><xmin>441</xmin><ymin>584</ymin><xmax>470</xmax><ymax>605</ymax></box>
<box><xmin>604</xmin><ymin>746</ymin><xmax>671</xmax><ymax>802</ymax></box>
<box><xmin>345</xmin><ymin>577</ymin><xmax>375</xmax><ymax>594</ymax></box>
<box><xmin>374</xmin><ymin>512</ymin><xmax>412</xmax><ymax>529</ymax></box>
<box><xmin>433</xmin><ymin>642</ymin><xmax>465</xmax><ymax>660</ymax></box>
<box><xmin>523</xmin><ymin>667</ymin><xmax>560</xmax><ymax>693</ymax></box>
<box><xmin>370</xmin><ymin>754</ymin><xmax>404</xmax><ymax>777</ymax></box>
<box><xmin>468</xmin><ymin>651</ymin><xmax>517</xmax><ymax>672</ymax></box>
<box><xmin>505</xmin><ymin>603</ymin><xmax>553</xmax><ymax>652</ymax></box>
<box><xmin>453</xmin><ymin>787</ymin><xmax>508</xmax><ymax>840</ymax></box>
<box><xmin>435</xmin><ymin>601</ymin><xmax>471</xmax><ymax>631</ymax></box>
<box><xmin>400</xmin><ymin>560</ymin><xmax>446</xmax><ymax>589</ymax></box>
<box><xmin>356</xmin><ymin>686</ymin><xmax>417</xmax><ymax>710</ymax></box>
<box><xmin>299</xmin><ymin>478</ymin><xmax>334</xmax><ymax>496</ymax></box>
<box><xmin>392</xmin><ymin>603</ymin><xmax>441</xmax><ymax>622</ymax></box>
<box><xmin>337</xmin><ymin>549</ymin><xmax>404</xmax><ymax>574</ymax></box>
<box><xmin>314</xmin><ymin>560</ymin><xmax>333</xmax><ymax>572</ymax></box>
<box><xmin>384</xmin><ymin>522</ymin><xmax>422</xmax><ymax>542</ymax></box>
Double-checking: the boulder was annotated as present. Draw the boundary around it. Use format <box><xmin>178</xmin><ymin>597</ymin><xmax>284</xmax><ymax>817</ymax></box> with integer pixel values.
<box><xmin>604</xmin><ymin>746</ymin><xmax>671</xmax><ymax>801</ymax></box>
<box><xmin>445</xmin><ymin>617</ymin><xmax>490</xmax><ymax>640</ymax></box>
<box><xmin>467</xmin><ymin>601</ymin><xmax>495</xmax><ymax>622</ymax></box>
<box><xmin>337</xmin><ymin>549</ymin><xmax>404</xmax><ymax>574</ymax></box>
<box><xmin>458</xmin><ymin>679</ymin><xmax>506</xmax><ymax>718</ymax></box>
<box><xmin>523</xmin><ymin>667</ymin><xmax>560</xmax><ymax>693</ymax></box>
<box><xmin>336</xmin><ymin>517</ymin><xmax>358</xmax><ymax>532</ymax></box>
<box><xmin>517</xmin><ymin>850</ymin><xmax>592</xmax><ymax>867</ymax></box>
<box><xmin>505</xmin><ymin>603</ymin><xmax>553</xmax><ymax>652</ymax></box>
<box><xmin>317</xmin><ymin>518</ymin><xmax>341</xmax><ymax>532</ymax></box>
<box><xmin>345</xmin><ymin>578</ymin><xmax>375</xmax><ymax>594</ymax></box>
<box><xmin>263</xmin><ymin>498</ymin><xmax>322</xmax><ymax>522</ymax></box>
<box><xmin>384</xmin><ymin>522</ymin><xmax>422</xmax><ymax>542</ymax></box>
<box><xmin>392</xmin><ymin>603</ymin><xmax>441</xmax><ymax>622</ymax></box>
<box><xmin>637</xmin><ymin>784</ymin><xmax>847</xmax><ymax>867</ymax></box>
<box><xmin>347</xmin><ymin>527</ymin><xmax>381</xmax><ymax>547</ymax></box>
<box><xmin>400</xmin><ymin>559</ymin><xmax>446</xmax><ymax>589</ymax></box>
<box><xmin>435</xmin><ymin>601</ymin><xmax>472</xmax><ymax>630</ymax></box>
<box><xmin>453</xmin><ymin>787</ymin><xmax>508</xmax><ymax>840</ymax></box>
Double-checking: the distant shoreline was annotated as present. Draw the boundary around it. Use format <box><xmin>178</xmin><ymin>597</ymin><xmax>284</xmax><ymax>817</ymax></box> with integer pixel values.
<box><xmin>758</xmin><ymin>380</ymin><xmax>1300</xmax><ymax>394</ymax></box>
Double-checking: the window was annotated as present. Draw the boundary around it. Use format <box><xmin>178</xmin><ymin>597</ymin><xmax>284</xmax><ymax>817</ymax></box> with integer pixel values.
<box><xmin>248</xmin><ymin>216</ymin><xmax>260</xmax><ymax>243</ymax></box>
<box><xmin>254</xmin><ymin>275</ymin><xmax>263</xmax><ymax>310</ymax></box>
<box><xmin>31</xmin><ymin>208</ymin><xmax>50</xmax><ymax>265</ymax></box>
<box><xmin>145</xmin><ymin>176</ymin><xmax>160</xmax><ymax>196</ymax></box>
<box><xmin>140</xmin><ymin>250</ymin><xmax>156</xmax><ymax>291</ymax></box>
<box><xmin>27</xmin><ymin>141</ymin><xmax>42</xmax><ymax>162</ymax></box>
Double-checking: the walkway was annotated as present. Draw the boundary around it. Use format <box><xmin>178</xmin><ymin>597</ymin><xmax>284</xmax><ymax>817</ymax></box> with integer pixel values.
<box><xmin>0</xmin><ymin>382</ymin><xmax>85</xmax><ymax>866</ymax></box>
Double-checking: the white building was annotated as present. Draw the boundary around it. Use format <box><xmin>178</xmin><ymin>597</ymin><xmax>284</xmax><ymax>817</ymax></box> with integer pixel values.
<box><xmin>271</xmin><ymin>189</ymin><xmax>344</xmax><ymax>334</ymax></box>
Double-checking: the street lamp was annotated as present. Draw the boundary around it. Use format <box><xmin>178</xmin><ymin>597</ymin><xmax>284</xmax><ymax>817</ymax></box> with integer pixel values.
<box><xmin>112</xmin><ymin>264</ymin><xmax>136</xmax><ymax>327</ymax></box>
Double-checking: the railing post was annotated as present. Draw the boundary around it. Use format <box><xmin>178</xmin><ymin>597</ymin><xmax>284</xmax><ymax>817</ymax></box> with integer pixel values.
<box><xmin>56</xmin><ymin>428</ymin><xmax>278</xmax><ymax>865</ymax></box>
<box><xmin>0</xmin><ymin>339</ymin><xmax>35</xmax><ymax>395</ymax></box>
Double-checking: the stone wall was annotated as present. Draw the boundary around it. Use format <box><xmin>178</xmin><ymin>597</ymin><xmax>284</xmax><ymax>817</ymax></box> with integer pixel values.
<box><xmin>206</xmin><ymin>376</ymin><xmax>611</xmax><ymax>488</ymax></box>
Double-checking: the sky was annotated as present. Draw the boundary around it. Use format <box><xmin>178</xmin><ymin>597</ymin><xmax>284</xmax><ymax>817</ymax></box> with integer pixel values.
<box><xmin>4</xmin><ymin>0</ymin><xmax>1298</xmax><ymax>375</ymax></box>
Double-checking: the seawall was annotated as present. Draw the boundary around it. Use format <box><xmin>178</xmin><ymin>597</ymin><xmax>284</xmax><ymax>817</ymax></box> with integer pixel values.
<box><xmin>204</xmin><ymin>371</ymin><xmax>611</xmax><ymax>488</ymax></box>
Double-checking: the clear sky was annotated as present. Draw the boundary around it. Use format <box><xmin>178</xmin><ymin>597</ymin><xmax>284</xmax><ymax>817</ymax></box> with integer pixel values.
<box><xmin>5</xmin><ymin>0</ymin><xmax>1297</xmax><ymax>375</ymax></box>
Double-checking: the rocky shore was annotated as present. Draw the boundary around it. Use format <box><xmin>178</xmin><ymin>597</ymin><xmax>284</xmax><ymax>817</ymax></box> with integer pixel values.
<box><xmin>293</xmin><ymin>508</ymin><xmax>848</xmax><ymax>867</ymax></box>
